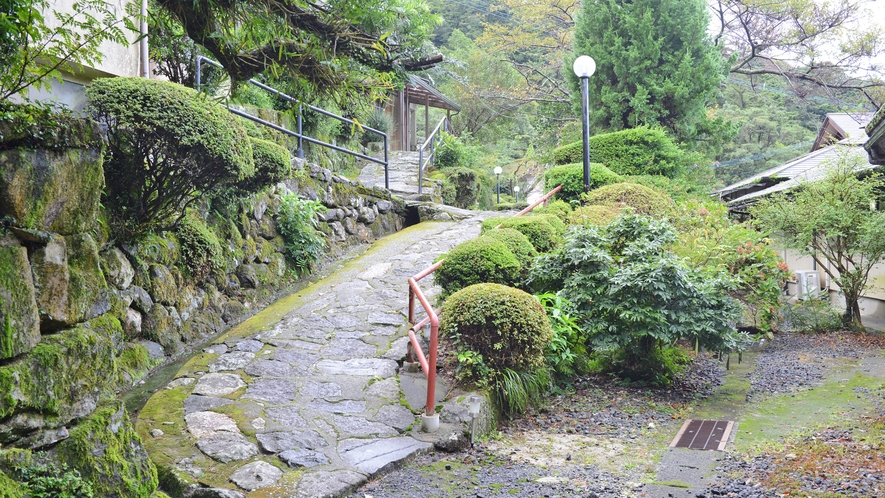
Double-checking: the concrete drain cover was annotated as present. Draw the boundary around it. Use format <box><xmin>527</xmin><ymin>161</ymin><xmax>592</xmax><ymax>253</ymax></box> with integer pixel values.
<box><xmin>670</xmin><ymin>419</ymin><xmax>734</xmax><ymax>451</ymax></box>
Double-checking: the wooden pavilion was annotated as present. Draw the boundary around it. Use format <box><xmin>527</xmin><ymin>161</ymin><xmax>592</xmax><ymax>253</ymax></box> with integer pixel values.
<box><xmin>387</xmin><ymin>75</ymin><xmax>460</xmax><ymax>151</ymax></box>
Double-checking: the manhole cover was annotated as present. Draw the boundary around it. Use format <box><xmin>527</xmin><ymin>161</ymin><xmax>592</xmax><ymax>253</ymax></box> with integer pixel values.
<box><xmin>670</xmin><ymin>419</ymin><xmax>734</xmax><ymax>451</ymax></box>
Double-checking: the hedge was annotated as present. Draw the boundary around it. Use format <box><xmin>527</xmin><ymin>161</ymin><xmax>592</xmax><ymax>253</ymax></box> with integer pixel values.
<box><xmin>552</xmin><ymin>126</ymin><xmax>684</xmax><ymax>178</ymax></box>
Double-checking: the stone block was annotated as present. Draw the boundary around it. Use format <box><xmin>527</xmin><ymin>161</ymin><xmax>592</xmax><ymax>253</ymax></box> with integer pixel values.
<box><xmin>57</xmin><ymin>401</ymin><xmax>158</xmax><ymax>498</ymax></box>
<box><xmin>66</xmin><ymin>233</ymin><xmax>110</xmax><ymax>324</ymax></box>
<box><xmin>0</xmin><ymin>239</ymin><xmax>40</xmax><ymax>359</ymax></box>
<box><xmin>0</xmin><ymin>132</ymin><xmax>103</xmax><ymax>235</ymax></box>
<box><xmin>101</xmin><ymin>247</ymin><xmax>134</xmax><ymax>290</ymax></box>
<box><xmin>149</xmin><ymin>264</ymin><xmax>177</xmax><ymax>305</ymax></box>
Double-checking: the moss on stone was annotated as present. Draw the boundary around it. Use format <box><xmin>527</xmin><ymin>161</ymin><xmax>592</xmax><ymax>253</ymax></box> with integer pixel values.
<box><xmin>0</xmin><ymin>242</ymin><xmax>40</xmax><ymax>359</ymax></box>
<box><xmin>117</xmin><ymin>344</ymin><xmax>152</xmax><ymax>386</ymax></box>
<box><xmin>0</xmin><ymin>325</ymin><xmax>116</xmax><ymax>419</ymax></box>
<box><xmin>66</xmin><ymin>233</ymin><xmax>109</xmax><ymax>323</ymax></box>
<box><xmin>58</xmin><ymin>401</ymin><xmax>158</xmax><ymax>498</ymax></box>
<box><xmin>0</xmin><ymin>469</ymin><xmax>25</xmax><ymax>497</ymax></box>
<box><xmin>134</xmin><ymin>234</ymin><xmax>181</xmax><ymax>267</ymax></box>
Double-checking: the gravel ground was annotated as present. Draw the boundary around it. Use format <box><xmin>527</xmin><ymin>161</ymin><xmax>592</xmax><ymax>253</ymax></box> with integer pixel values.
<box><xmin>703</xmin><ymin>332</ymin><xmax>885</xmax><ymax>498</ymax></box>
<box><xmin>350</xmin><ymin>333</ymin><xmax>885</xmax><ymax>498</ymax></box>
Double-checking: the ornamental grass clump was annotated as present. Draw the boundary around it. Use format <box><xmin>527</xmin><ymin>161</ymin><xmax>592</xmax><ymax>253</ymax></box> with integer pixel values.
<box><xmin>440</xmin><ymin>283</ymin><xmax>553</xmax><ymax>415</ymax></box>
<box><xmin>434</xmin><ymin>238</ymin><xmax>522</xmax><ymax>296</ymax></box>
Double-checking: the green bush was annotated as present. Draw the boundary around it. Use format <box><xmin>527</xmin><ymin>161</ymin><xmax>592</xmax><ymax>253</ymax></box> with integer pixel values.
<box><xmin>16</xmin><ymin>461</ymin><xmax>94</xmax><ymax>498</ymax></box>
<box><xmin>175</xmin><ymin>209</ymin><xmax>226</xmax><ymax>282</ymax></box>
<box><xmin>434</xmin><ymin>238</ymin><xmax>522</xmax><ymax>296</ymax></box>
<box><xmin>442</xmin><ymin>167</ymin><xmax>481</xmax><ymax>208</ymax></box>
<box><xmin>480</xmin><ymin>228</ymin><xmax>538</xmax><ymax>278</ymax></box>
<box><xmin>360</xmin><ymin>107</ymin><xmax>393</xmax><ymax>145</ymax></box>
<box><xmin>530</xmin><ymin>215</ymin><xmax>743</xmax><ymax>385</ymax></box>
<box><xmin>784</xmin><ymin>299</ymin><xmax>842</xmax><ymax>334</ymax></box>
<box><xmin>553</xmin><ymin>126</ymin><xmax>684</xmax><ymax>178</ymax></box>
<box><xmin>582</xmin><ymin>183</ymin><xmax>674</xmax><ymax>218</ymax></box>
<box><xmin>671</xmin><ymin>200</ymin><xmax>791</xmax><ymax>336</ymax></box>
<box><xmin>532</xmin><ymin>199</ymin><xmax>572</xmax><ymax>222</ymax></box>
<box><xmin>440</xmin><ymin>283</ymin><xmax>553</xmax><ymax>414</ymax></box>
<box><xmin>435</xmin><ymin>131</ymin><xmax>464</xmax><ymax>169</ymax></box>
<box><xmin>568</xmin><ymin>205</ymin><xmax>621</xmax><ymax>226</ymax></box>
<box><xmin>528</xmin><ymin>213</ymin><xmax>566</xmax><ymax>237</ymax></box>
<box><xmin>275</xmin><ymin>194</ymin><xmax>327</xmax><ymax>274</ymax></box>
<box><xmin>543</xmin><ymin>163</ymin><xmax>621</xmax><ymax>203</ymax></box>
<box><xmin>241</xmin><ymin>137</ymin><xmax>291</xmax><ymax>191</ymax></box>
<box><xmin>538</xmin><ymin>293</ymin><xmax>589</xmax><ymax>378</ymax></box>
<box><xmin>483</xmin><ymin>216</ymin><xmax>561</xmax><ymax>253</ymax></box>
<box><xmin>87</xmin><ymin>77</ymin><xmax>253</xmax><ymax>238</ymax></box>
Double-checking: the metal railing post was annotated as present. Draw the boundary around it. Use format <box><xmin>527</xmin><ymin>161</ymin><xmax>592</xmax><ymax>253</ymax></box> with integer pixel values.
<box><xmin>418</xmin><ymin>149</ymin><xmax>424</xmax><ymax>194</ymax></box>
<box><xmin>195</xmin><ymin>56</ymin><xmax>202</xmax><ymax>92</ymax></box>
<box><xmin>383</xmin><ymin>135</ymin><xmax>389</xmax><ymax>190</ymax></box>
<box><xmin>297</xmin><ymin>104</ymin><xmax>304</xmax><ymax>159</ymax></box>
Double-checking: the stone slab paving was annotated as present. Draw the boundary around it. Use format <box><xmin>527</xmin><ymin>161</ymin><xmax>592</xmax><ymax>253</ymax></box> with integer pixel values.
<box><xmin>136</xmin><ymin>216</ymin><xmax>494</xmax><ymax>497</ymax></box>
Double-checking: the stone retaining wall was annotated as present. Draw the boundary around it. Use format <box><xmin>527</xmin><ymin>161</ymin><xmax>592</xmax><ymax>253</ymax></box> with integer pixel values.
<box><xmin>0</xmin><ymin>117</ymin><xmax>406</xmax><ymax>496</ymax></box>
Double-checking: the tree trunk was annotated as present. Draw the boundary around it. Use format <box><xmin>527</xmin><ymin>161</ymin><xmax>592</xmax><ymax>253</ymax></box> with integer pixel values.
<box><xmin>842</xmin><ymin>292</ymin><xmax>864</xmax><ymax>330</ymax></box>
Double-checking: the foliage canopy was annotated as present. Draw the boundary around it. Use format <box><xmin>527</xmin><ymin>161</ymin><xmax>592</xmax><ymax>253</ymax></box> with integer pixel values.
<box><xmin>572</xmin><ymin>0</ymin><xmax>729</xmax><ymax>146</ymax></box>
<box><xmin>751</xmin><ymin>150</ymin><xmax>885</xmax><ymax>328</ymax></box>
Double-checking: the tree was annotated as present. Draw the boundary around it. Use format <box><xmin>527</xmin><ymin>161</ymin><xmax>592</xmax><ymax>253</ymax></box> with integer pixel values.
<box><xmin>750</xmin><ymin>149</ymin><xmax>885</xmax><ymax>328</ymax></box>
<box><xmin>0</xmin><ymin>0</ymin><xmax>128</xmax><ymax>102</ymax></box>
<box><xmin>711</xmin><ymin>0</ymin><xmax>885</xmax><ymax>107</ymax></box>
<box><xmin>477</xmin><ymin>0</ymin><xmax>577</xmax><ymax>106</ymax></box>
<box><xmin>154</xmin><ymin>0</ymin><xmax>441</xmax><ymax>103</ymax></box>
<box><xmin>572</xmin><ymin>0</ymin><xmax>730</xmax><ymax>147</ymax></box>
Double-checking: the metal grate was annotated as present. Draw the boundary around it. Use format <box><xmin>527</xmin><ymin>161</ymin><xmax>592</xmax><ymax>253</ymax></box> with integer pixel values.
<box><xmin>670</xmin><ymin>419</ymin><xmax>734</xmax><ymax>451</ymax></box>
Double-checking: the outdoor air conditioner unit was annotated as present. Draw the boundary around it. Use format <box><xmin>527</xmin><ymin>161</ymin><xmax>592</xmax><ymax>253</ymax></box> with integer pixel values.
<box><xmin>795</xmin><ymin>270</ymin><xmax>821</xmax><ymax>300</ymax></box>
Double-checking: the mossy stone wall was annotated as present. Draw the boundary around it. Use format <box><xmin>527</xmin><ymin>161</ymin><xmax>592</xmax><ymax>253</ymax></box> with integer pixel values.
<box><xmin>0</xmin><ymin>115</ymin><xmax>406</xmax><ymax>497</ymax></box>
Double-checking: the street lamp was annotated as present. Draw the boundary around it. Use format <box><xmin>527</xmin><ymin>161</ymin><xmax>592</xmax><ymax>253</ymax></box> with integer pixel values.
<box><xmin>573</xmin><ymin>55</ymin><xmax>596</xmax><ymax>193</ymax></box>
<box><xmin>494</xmin><ymin>166</ymin><xmax>503</xmax><ymax>204</ymax></box>
<box><xmin>514</xmin><ymin>185</ymin><xmax>520</xmax><ymax>203</ymax></box>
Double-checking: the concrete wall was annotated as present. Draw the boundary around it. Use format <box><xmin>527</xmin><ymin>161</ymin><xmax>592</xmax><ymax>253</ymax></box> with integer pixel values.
<box><xmin>782</xmin><ymin>248</ymin><xmax>885</xmax><ymax>320</ymax></box>
<box><xmin>26</xmin><ymin>0</ymin><xmax>143</xmax><ymax>110</ymax></box>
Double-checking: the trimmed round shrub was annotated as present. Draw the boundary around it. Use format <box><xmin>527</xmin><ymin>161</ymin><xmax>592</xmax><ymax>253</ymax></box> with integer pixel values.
<box><xmin>553</xmin><ymin>126</ymin><xmax>684</xmax><ymax>178</ymax></box>
<box><xmin>87</xmin><ymin>77</ymin><xmax>253</xmax><ymax>236</ymax></box>
<box><xmin>494</xmin><ymin>217</ymin><xmax>561</xmax><ymax>253</ymax></box>
<box><xmin>543</xmin><ymin>163</ymin><xmax>620</xmax><ymax>203</ymax></box>
<box><xmin>582</xmin><ymin>183</ymin><xmax>674</xmax><ymax>218</ymax></box>
<box><xmin>528</xmin><ymin>213</ymin><xmax>566</xmax><ymax>237</ymax></box>
<box><xmin>440</xmin><ymin>283</ymin><xmax>553</xmax><ymax>374</ymax></box>
<box><xmin>480</xmin><ymin>228</ymin><xmax>538</xmax><ymax>276</ymax></box>
<box><xmin>242</xmin><ymin>137</ymin><xmax>291</xmax><ymax>191</ymax></box>
<box><xmin>568</xmin><ymin>205</ymin><xmax>621</xmax><ymax>226</ymax></box>
<box><xmin>175</xmin><ymin>209</ymin><xmax>226</xmax><ymax>282</ymax></box>
<box><xmin>480</xmin><ymin>217</ymin><xmax>509</xmax><ymax>232</ymax></box>
<box><xmin>435</xmin><ymin>238</ymin><xmax>522</xmax><ymax>296</ymax></box>
<box><xmin>532</xmin><ymin>199</ymin><xmax>572</xmax><ymax>222</ymax></box>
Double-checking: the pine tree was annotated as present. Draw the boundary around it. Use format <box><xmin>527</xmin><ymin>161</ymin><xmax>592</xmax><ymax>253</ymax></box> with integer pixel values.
<box><xmin>572</xmin><ymin>0</ymin><xmax>729</xmax><ymax>146</ymax></box>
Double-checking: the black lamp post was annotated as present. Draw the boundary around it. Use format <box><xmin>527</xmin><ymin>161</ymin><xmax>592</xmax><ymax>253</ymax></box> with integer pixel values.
<box><xmin>494</xmin><ymin>166</ymin><xmax>502</xmax><ymax>204</ymax></box>
<box><xmin>573</xmin><ymin>55</ymin><xmax>596</xmax><ymax>193</ymax></box>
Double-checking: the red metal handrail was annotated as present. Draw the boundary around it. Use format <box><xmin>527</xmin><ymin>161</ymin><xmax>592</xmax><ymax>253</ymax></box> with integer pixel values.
<box><xmin>405</xmin><ymin>184</ymin><xmax>563</xmax><ymax>421</ymax></box>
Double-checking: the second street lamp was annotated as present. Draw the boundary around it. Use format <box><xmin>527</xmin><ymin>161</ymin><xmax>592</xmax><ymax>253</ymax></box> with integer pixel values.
<box><xmin>573</xmin><ymin>55</ymin><xmax>596</xmax><ymax>193</ymax></box>
<box><xmin>514</xmin><ymin>185</ymin><xmax>520</xmax><ymax>203</ymax></box>
<box><xmin>494</xmin><ymin>166</ymin><xmax>502</xmax><ymax>204</ymax></box>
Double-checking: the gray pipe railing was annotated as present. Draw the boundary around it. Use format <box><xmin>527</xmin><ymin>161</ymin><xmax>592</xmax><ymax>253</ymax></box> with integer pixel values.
<box><xmin>417</xmin><ymin>116</ymin><xmax>449</xmax><ymax>195</ymax></box>
<box><xmin>196</xmin><ymin>56</ymin><xmax>389</xmax><ymax>190</ymax></box>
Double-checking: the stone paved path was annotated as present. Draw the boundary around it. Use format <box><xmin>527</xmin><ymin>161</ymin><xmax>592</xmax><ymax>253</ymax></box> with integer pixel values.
<box><xmin>358</xmin><ymin>151</ymin><xmax>440</xmax><ymax>201</ymax></box>
<box><xmin>136</xmin><ymin>216</ymin><xmax>494</xmax><ymax>498</ymax></box>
